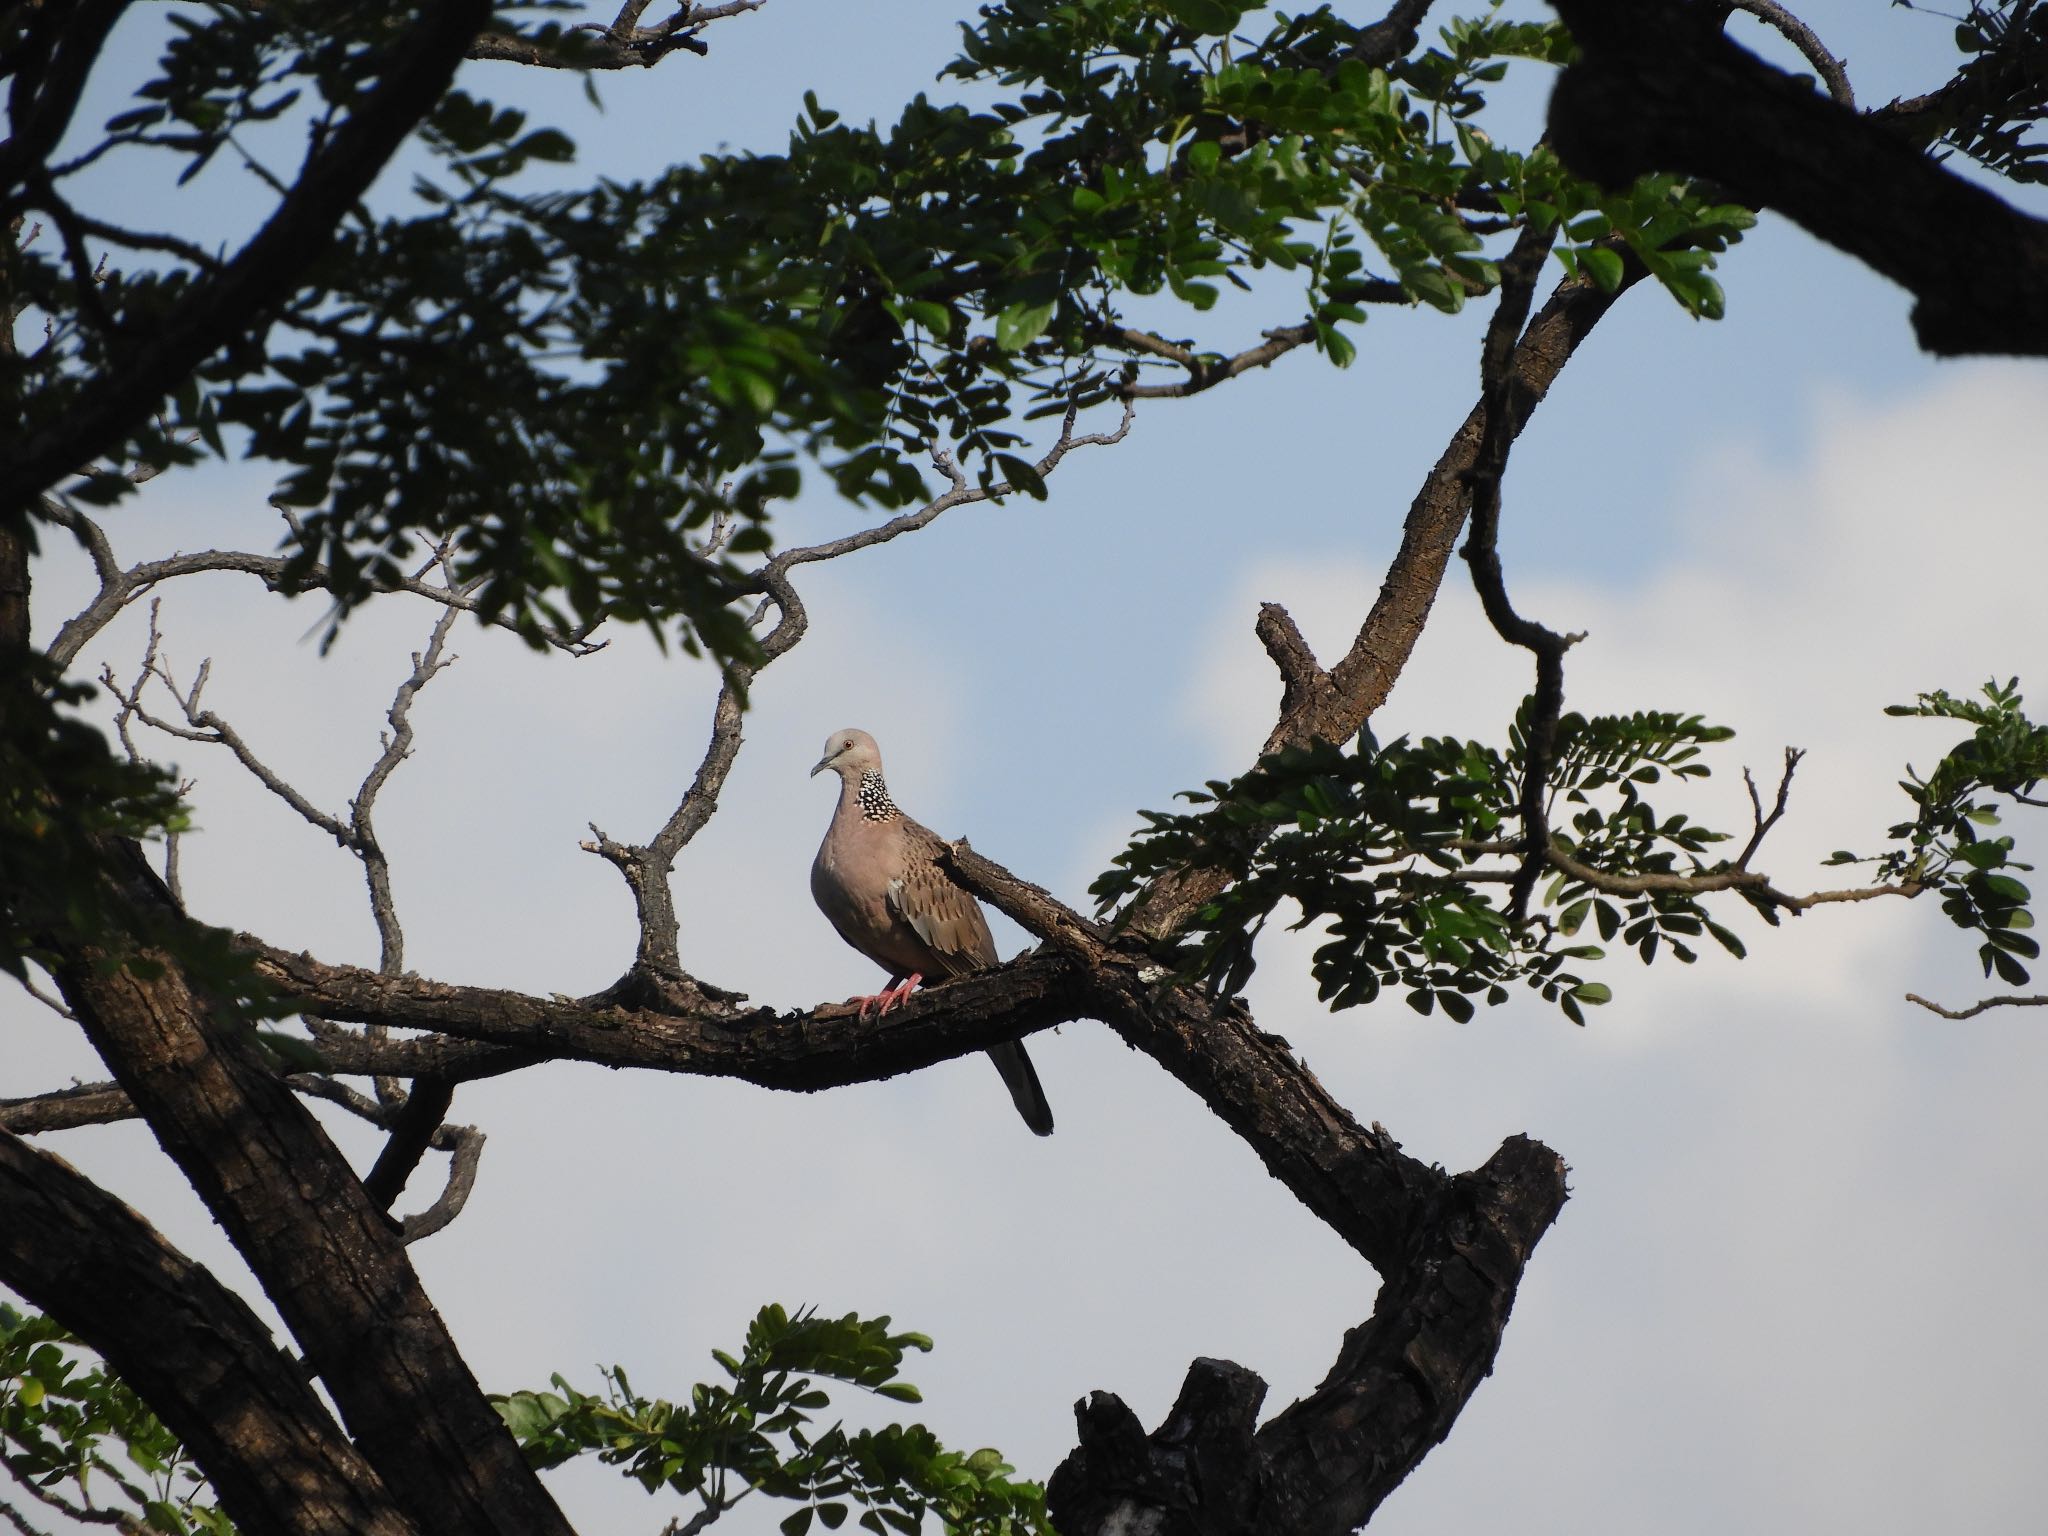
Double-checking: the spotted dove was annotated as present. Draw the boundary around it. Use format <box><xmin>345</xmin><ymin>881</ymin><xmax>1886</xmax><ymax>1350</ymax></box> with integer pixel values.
<box><xmin>810</xmin><ymin>728</ymin><xmax>1054</xmax><ymax>1136</ymax></box>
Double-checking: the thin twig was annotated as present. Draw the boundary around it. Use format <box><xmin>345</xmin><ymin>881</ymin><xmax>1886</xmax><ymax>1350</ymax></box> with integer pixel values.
<box><xmin>1725</xmin><ymin>0</ymin><xmax>1855</xmax><ymax>106</ymax></box>
<box><xmin>15</xmin><ymin>968</ymin><xmax>74</xmax><ymax>1021</ymax></box>
<box><xmin>1735</xmin><ymin>746</ymin><xmax>1803</xmax><ymax>869</ymax></box>
<box><xmin>40</xmin><ymin>500</ymin><xmax>604</xmax><ymax>674</ymax></box>
<box><xmin>1542</xmin><ymin>844</ymin><xmax>1920</xmax><ymax>909</ymax></box>
<box><xmin>352</xmin><ymin>555</ymin><xmax>470</xmax><ymax>974</ymax></box>
<box><xmin>1904</xmin><ymin>991</ymin><xmax>2048</xmax><ymax>1020</ymax></box>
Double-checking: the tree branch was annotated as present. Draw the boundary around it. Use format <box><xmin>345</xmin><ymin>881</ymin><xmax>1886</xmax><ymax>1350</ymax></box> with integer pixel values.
<box><xmin>1458</xmin><ymin>216</ymin><xmax>1578</xmax><ymax>923</ymax></box>
<box><xmin>37</xmin><ymin>852</ymin><xmax>576</xmax><ymax>1536</ymax></box>
<box><xmin>39</xmin><ymin>501</ymin><xmax>604</xmax><ymax>673</ymax></box>
<box><xmin>1725</xmin><ymin>0</ymin><xmax>1855</xmax><ymax>107</ymax></box>
<box><xmin>464</xmin><ymin>0</ymin><xmax>768</xmax><ymax>69</ymax></box>
<box><xmin>1905</xmin><ymin>991</ymin><xmax>2048</xmax><ymax>1019</ymax></box>
<box><xmin>1549</xmin><ymin>0</ymin><xmax>2048</xmax><ymax>355</ymax></box>
<box><xmin>0</xmin><ymin>1128</ymin><xmax>418</xmax><ymax>1536</ymax></box>
<box><xmin>1122</xmin><ymin>259</ymin><xmax>1643</xmax><ymax>941</ymax></box>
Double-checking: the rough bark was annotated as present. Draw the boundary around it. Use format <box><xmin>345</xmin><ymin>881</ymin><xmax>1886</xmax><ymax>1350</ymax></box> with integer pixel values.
<box><xmin>941</xmin><ymin>847</ymin><xmax>1571</xmax><ymax>1535</ymax></box>
<box><xmin>1047</xmin><ymin>1136</ymin><xmax>1567</xmax><ymax>1535</ymax></box>
<box><xmin>0</xmin><ymin>1129</ymin><xmax>419</xmax><ymax>1536</ymax></box>
<box><xmin>39</xmin><ymin>856</ymin><xmax>575</xmax><ymax>1536</ymax></box>
<box><xmin>1549</xmin><ymin>0</ymin><xmax>2048</xmax><ymax>356</ymax></box>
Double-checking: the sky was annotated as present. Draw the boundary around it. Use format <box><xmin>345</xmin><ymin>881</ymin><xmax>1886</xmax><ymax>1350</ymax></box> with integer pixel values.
<box><xmin>10</xmin><ymin>3</ymin><xmax>2048</xmax><ymax>1534</ymax></box>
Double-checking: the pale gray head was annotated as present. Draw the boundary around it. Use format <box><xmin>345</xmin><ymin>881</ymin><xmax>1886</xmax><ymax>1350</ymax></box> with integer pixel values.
<box><xmin>810</xmin><ymin>727</ymin><xmax>883</xmax><ymax>782</ymax></box>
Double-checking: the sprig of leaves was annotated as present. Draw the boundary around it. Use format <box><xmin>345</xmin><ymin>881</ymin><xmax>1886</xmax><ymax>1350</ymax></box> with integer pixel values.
<box><xmin>1092</xmin><ymin>703</ymin><xmax>1742</xmax><ymax>1023</ymax></box>
<box><xmin>0</xmin><ymin>1304</ymin><xmax>234</xmax><ymax>1536</ymax></box>
<box><xmin>1826</xmin><ymin>679</ymin><xmax>2045</xmax><ymax>986</ymax></box>
<box><xmin>493</xmin><ymin>1305</ymin><xmax>1049</xmax><ymax>1536</ymax></box>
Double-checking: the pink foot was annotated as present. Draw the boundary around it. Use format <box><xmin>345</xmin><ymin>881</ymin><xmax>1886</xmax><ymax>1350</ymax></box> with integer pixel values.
<box><xmin>854</xmin><ymin>974</ymin><xmax>923</xmax><ymax>1019</ymax></box>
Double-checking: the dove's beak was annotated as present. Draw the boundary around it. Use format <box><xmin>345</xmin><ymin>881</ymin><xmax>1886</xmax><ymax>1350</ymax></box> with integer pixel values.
<box><xmin>809</xmin><ymin>756</ymin><xmax>830</xmax><ymax>777</ymax></box>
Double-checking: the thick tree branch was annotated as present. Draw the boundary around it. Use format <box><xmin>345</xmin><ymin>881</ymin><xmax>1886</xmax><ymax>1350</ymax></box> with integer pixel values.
<box><xmin>0</xmin><ymin>0</ymin><xmax>132</xmax><ymax>215</ymax></box>
<box><xmin>923</xmin><ymin>849</ymin><xmax>1568</xmax><ymax>1532</ymax></box>
<box><xmin>38</xmin><ymin>855</ymin><xmax>575</xmax><ymax>1536</ymax></box>
<box><xmin>1549</xmin><ymin>0</ymin><xmax>2048</xmax><ymax>355</ymax></box>
<box><xmin>0</xmin><ymin>1128</ymin><xmax>418</xmax><ymax>1536</ymax></box>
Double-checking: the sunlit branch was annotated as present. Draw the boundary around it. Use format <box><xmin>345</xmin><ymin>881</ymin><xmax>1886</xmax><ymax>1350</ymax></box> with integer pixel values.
<box><xmin>1904</xmin><ymin>991</ymin><xmax>2048</xmax><ymax>1020</ymax></box>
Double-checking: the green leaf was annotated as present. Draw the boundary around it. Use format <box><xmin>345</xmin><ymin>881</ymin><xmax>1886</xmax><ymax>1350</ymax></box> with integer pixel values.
<box><xmin>1981</xmin><ymin>873</ymin><xmax>2031</xmax><ymax>904</ymax></box>
<box><xmin>782</xmin><ymin>1509</ymin><xmax>815</xmax><ymax>1536</ymax></box>
<box><xmin>994</xmin><ymin>300</ymin><xmax>1055</xmax><ymax>353</ymax></box>
<box><xmin>992</xmin><ymin>453</ymin><xmax>1048</xmax><ymax>500</ymax></box>
<box><xmin>1161</xmin><ymin>0</ymin><xmax>1245</xmax><ymax>35</ymax></box>
<box><xmin>1577</xmin><ymin>246</ymin><xmax>1624</xmax><ymax>293</ymax></box>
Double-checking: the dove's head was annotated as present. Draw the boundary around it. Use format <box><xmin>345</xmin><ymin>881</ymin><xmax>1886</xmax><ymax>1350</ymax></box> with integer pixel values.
<box><xmin>811</xmin><ymin>728</ymin><xmax>882</xmax><ymax>782</ymax></box>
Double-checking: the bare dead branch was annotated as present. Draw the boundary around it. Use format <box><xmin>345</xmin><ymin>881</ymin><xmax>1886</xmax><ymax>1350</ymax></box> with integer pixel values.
<box><xmin>1255</xmin><ymin>603</ymin><xmax>1329</xmax><ymax>719</ymax></box>
<box><xmin>397</xmin><ymin>1125</ymin><xmax>484</xmax><ymax>1244</ymax></box>
<box><xmin>1905</xmin><ymin>991</ymin><xmax>2048</xmax><ymax>1019</ymax></box>
<box><xmin>1111</xmin><ymin>320</ymin><xmax>1342</xmax><ymax>400</ymax></box>
<box><xmin>466</xmin><ymin>0</ymin><xmax>767</xmax><ymax>68</ymax></box>
<box><xmin>361</xmin><ymin>1080</ymin><xmax>454</xmax><ymax>1210</ymax></box>
<box><xmin>0</xmin><ymin>1081</ymin><xmax>131</xmax><ymax>1134</ymax></box>
<box><xmin>16</xmin><ymin>965</ymin><xmax>75</xmax><ymax>1022</ymax></box>
<box><xmin>0</xmin><ymin>1042</ymin><xmax>534</xmax><ymax>1136</ymax></box>
<box><xmin>352</xmin><ymin>566</ymin><xmax>468</xmax><ymax>974</ymax></box>
<box><xmin>1459</xmin><ymin>216</ymin><xmax>1578</xmax><ymax>924</ymax></box>
<box><xmin>39</xmin><ymin>500</ymin><xmax>604</xmax><ymax>673</ymax></box>
<box><xmin>1725</xmin><ymin>0</ymin><xmax>1855</xmax><ymax>107</ymax></box>
<box><xmin>99</xmin><ymin>599</ymin><xmax>188</xmax><ymax>901</ymax></box>
<box><xmin>122</xmin><ymin>647</ymin><xmax>356</xmax><ymax>843</ymax></box>
<box><xmin>1735</xmin><ymin>746</ymin><xmax>1804</xmax><ymax>868</ymax></box>
<box><xmin>758</xmin><ymin>403</ymin><xmax>1136</xmax><ymax>579</ymax></box>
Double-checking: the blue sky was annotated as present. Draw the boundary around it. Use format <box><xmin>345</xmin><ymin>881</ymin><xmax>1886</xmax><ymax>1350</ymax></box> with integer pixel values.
<box><xmin>12</xmin><ymin>4</ymin><xmax>2048</xmax><ymax>1534</ymax></box>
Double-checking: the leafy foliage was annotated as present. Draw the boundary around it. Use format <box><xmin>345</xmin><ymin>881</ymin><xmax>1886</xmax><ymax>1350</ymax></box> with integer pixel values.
<box><xmin>13</xmin><ymin>0</ymin><xmax>1757</xmax><ymax>663</ymax></box>
<box><xmin>1093</xmin><ymin>703</ymin><xmax>1743</xmax><ymax>1023</ymax></box>
<box><xmin>0</xmin><ymin>1304</ymin><xmax>234</xmax><ymax>1535</ymax></box>
<box><xmin>1896</xmin><ymin>0</ymin><xmax>2048</xmax><ymax>185</ymax></box>
<box><xmin>493</xmin><ymin>1305</ymin><xmax>1049</xmax><ymax>1536</ymax></box>
<box><xmin>1827</xmin><ymin>679</ymin><xmax>2046</xmax><ymax>987</ymax></box>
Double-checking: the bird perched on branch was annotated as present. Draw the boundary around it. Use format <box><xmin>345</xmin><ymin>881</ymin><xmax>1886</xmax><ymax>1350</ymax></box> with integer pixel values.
<box><xmin>809</xmin><ymin>727</ymin><xmax>1054</xmax><ymax>1136</ymax></box>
